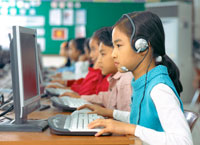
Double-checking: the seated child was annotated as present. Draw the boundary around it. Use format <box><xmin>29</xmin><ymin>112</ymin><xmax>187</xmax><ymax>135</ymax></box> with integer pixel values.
<box><xmin>60</xmin><ymin>28</ymin><xmax>113</xmax><ymax>95</ymax></box>
<box><xmin>47</xmin><ymin>28</ymin><xmax>112</xmax><ymax>95</ymax></box>
<box><xmin>57</xmin><ymin>40</ymin><xmax>74</xmax><ymax>73</ymax></box>
<box><xmin>78</xmin><ymin>11</ymin><xmax>193</xmax><ymax>145</ymax></box>
<box><xmin>62</xmin><ymin>27</ymin><xmax>133</xmax><ymax>111</ymax></box>
<box><xmin>67</xmin><ymin>37</ymin><xmax>89</xmax><ymax>78</ymax></box>
<box><xmin>49</xmin><ymin>38</ymin><xmax>89</xmax><ymax>81</ymax></box>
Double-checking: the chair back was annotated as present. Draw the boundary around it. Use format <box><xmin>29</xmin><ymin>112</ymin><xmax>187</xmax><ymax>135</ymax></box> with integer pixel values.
<box><xmin>184</xmin><ymin>110</ymin><xmax>199</xmax><ymax>131</ymax></box>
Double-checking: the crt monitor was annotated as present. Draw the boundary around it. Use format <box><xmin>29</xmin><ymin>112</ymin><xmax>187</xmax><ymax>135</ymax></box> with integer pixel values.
<box><xmin>0</xmin><ymin>26</ymin><xmax>48</xmax><ymax>132</ymax></box>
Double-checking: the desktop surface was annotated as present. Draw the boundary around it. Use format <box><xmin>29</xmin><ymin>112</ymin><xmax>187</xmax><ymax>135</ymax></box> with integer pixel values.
<box><xmin>0</xmin><ymin>98</ymin><xmax>142</xmax><ymax>145</ymax></box>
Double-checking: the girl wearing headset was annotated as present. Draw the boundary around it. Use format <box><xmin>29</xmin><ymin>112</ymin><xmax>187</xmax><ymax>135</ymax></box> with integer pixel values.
<box><xmin>79</xmin><ymin>11</ymin><xmax>193</xmax><ymax>145</ymax></box>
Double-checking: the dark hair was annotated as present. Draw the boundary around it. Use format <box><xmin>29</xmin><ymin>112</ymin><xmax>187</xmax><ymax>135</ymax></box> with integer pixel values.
<box><xmin>72</xmin><ymin>38</ymin><xmax>86</xmax><ymax>54</ymax></box>
<box><xmin>65</xmin><ymin>40</ymin><xmax>70</xmax><ymax>50</ymax></box>
<box><xmin>65</xmin><ymin>57</ymin><xmax>71</xmax><ymax>67</ymax></box>
<box><xmin>84</xmin><ymin>38</ymin><xmax>91</xmax><ymax>52</ymax></box>
<box><xmin>61</xmin><ymin>40</ymin><xmax>71</xmax><ymax>66</ymax></box>
<box><xmin>114</xmin><ymin>11</ymin><xmax>183</xmax><ymax>95</ymax></box>
<box><xmin>97</xmin><ymin>27</ymin><xmax>113</xmax><ymax>47</ymax></box>
<box><xmin>91</xmin><ymin>27</ymin><xmax>112</xmax><ymax>45</ymax></box>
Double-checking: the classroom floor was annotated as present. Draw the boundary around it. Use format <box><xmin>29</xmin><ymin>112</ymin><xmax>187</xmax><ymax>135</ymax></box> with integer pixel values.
<box><xmin>184</xmin><ymin>104</ymin><xmax>200</xmax><ymax>145</ymax></box>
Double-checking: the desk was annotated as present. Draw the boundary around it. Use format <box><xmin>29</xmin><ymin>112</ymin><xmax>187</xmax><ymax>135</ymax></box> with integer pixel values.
<box><xmin>0</xmin><ymin>99</ymin><xmax>142</xmax><ymax>145</ymax></box>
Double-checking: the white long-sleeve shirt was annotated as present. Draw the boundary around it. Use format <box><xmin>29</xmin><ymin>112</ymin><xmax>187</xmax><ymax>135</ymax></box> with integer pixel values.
<box><xmin>113</xmin><ymin>83</ymin><xmax>193</xmax><ymax>145</ymax></box>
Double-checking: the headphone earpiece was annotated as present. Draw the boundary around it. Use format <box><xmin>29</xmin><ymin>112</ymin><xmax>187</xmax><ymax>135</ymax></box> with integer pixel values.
<box><xmin>123</xmin><ymin>14</ymin><xmax>149</xmax><ymax>53</ymax></box>
<box><xmin>133</xmin><ymin>38</ymin><xmax>149</xmax><ymax>53</ymax></box>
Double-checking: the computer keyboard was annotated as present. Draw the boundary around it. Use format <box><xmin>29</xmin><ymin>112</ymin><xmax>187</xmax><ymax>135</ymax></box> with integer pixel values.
<box><xmin>48</xmin><ymin>111</ymin><xmax>107</xmax><ymax>135</ymax></box>
<box><xmin>51</xmin><ymin>96</ymin><xmax>90</xmax><ymax>111</ymax></box>
<box><xmin>66</xmin><ymin>113</ymin><xmax>103</xmax><ymax>131</ymax></box>
<box><xmin>62</xmin><ymin>97</ymin><xmax>90</xmax><ymax>108</ymax></box>
<box><xmin>45</xmin><ymin>88</ymin><xmax>73</xmax><ymax>96</ymax></box>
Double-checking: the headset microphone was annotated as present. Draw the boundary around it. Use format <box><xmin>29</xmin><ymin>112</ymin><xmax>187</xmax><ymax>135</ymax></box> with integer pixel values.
<box><xmin>120</xmin><ymin>13</ymin><xmax>153</xmax><ymax>124</ymax></box>
<box><xmin>120</xmin><ymin>47</ymin><xmax>149</xmax><ymax>72</ymax></box>
<box><xmin>119</xmin><ymin>14</ymin><xmax>149</xmax><ymax>73</ymax></box>
<box><xmin>120</xmin><ymin>66</ymin><xmax>129</xmax><ymax>72</ymax></box>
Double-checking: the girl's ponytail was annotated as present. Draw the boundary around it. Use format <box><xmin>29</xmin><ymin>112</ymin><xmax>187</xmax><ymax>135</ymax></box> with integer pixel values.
<box><xmin>162</xmin><ymin>55</ymin><xmax>183</xmax><ymax>95</ymax></box>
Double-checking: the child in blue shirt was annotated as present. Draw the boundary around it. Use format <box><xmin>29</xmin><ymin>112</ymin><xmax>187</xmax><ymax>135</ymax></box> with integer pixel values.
<box><xmin>79</xmin><ymin>11</ymin><xmax>193</xmax><ymax>145</ymax></box>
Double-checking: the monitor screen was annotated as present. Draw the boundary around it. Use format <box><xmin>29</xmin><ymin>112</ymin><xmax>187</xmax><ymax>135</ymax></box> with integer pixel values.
<box><xmin>20</xmin><ymin>33</ymin><xmax>38</xmax><ymax>101</ymax></box>
<box><xmin>0</xmin><ymin>26</ymin><xmax>48</xmax><ymax>132</ymax></box>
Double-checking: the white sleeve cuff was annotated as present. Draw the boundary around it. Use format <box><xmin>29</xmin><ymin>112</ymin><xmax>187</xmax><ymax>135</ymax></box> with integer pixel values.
<box><xmin>113</xmin><ymin>110</ymin><xmax>130</xmax><ymax>123</ymax></box>
<box><xmin>134</xmin><ymin>125</ymin><xmax>141</xmax><ymax>137</ymax></box>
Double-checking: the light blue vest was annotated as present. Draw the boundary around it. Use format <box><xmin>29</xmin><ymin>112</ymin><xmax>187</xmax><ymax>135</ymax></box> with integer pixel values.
<box><xmin>130</xmin><ymin>65</ymin><xmax>184</xmax><ymax>131</ymax></box>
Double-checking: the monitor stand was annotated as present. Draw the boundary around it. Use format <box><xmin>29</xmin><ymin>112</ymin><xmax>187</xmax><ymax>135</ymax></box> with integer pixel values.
<box><xmin>0</xmin><ymin>120</ymin><xmax>48</xmax><ymax>132</ymax></box>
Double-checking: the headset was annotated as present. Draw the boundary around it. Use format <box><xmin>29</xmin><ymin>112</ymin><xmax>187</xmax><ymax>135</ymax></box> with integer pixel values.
<box><xmin>121</xmin><ymin>13</ymin><xmax>153</xmax><ymax>124</ymax></box>
<box><xmin>124</xmin><ymin>14</ymin><xmax>149</xmax><ymax>53</ymax></box>
<box><xmin>120</xmin><ymin>13</ymin><xmax>149</xmax><ymax>72</ymax></box>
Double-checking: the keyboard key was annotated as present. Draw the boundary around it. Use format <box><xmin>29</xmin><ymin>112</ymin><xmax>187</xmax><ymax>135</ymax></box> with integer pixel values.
<box><xmin>70</xmin><ymin>113</ymin><xmax>78</xmax><ymax>129</ymax></box>
<box><xmin>63</xmin><ymin>116</ymin><xmax>71</xmax><ymax>129</ymax></box>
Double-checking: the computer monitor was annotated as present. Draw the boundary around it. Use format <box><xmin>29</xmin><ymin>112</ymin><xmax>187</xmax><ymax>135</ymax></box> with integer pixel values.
<box><xmin>0</xmin><ymin>26</ymin><xmax>48</xmax><ymax>132</ymax></box>
<box><xmin>37</xmin><ymin>44</ymin><xmax>44</xmax><ymax>85</ymax></box>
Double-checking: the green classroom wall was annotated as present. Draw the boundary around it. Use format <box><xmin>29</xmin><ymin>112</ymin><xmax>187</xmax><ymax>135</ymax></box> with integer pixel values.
<box><xmin>35</xmin><ymin>2</ymin><xmax>144</xmax><ymax>54</ymax></box>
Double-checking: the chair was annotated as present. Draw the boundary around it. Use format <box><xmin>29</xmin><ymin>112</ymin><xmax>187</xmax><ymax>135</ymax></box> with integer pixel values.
<box><xmin>184</xmin><ymin>110</ymin><xmax>199</xmax><ymax>131</ymax></box>
<box><xmin>190</xmin><ymin>89</ymin><xmax>200</xmax><ymax>106</ymax></box>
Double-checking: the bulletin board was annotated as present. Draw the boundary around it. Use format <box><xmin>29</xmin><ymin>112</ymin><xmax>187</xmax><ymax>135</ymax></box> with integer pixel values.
<box><xmin>35</xmin><ymin>2</ymin><xmax>144</xmax><ymax>54</ymax></box>
<box><xmin>0</xmin><ymin>1</ymin><xmax>144</xmax><ymax>54</ymax></box>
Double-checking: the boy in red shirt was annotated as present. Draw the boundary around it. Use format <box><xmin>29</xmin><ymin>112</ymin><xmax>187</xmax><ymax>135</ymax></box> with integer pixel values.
<box><xmin>47</xmin><ymin>28</ymin><xmax>111</xmax><ymax>96</ymax></box>
<box><xmin>61</xmin><ymin>27</ymin><xmax>133</xmax><ymax>111</ymax></box>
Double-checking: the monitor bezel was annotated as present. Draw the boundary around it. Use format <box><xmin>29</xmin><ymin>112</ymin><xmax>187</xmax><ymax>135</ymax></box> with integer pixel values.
<box><xmin>11</xmin><ymin>26</ymin><xmax>41</xmax><ymax>123</ymax></box>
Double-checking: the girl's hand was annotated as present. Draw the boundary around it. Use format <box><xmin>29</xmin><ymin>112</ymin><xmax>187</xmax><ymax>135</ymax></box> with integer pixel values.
<box><xmin>59</xmin><ymin>92</ymin><xmax>80</xmax><ymax>98</ymax></box>
<box><xmin>51</xmin><ymin>80</ymin><xmax>66</xmax><ymax>86</ymax></box>
<box><xmin>52</xmin><ymin>73</ymin><xmax>62</xmax><ymax>78</ymax></box>
<box><xmin>46</xmin><ymin>84</ymin><xmax>66</xmax><ymax>89</ymax></box>
<box><xmin>88</xmin><ymin>119</ymin><xmax>136</xmax><ymax>137</ymax></box>
<box><xmin>77</xmin><ymin>104</ymin><xmax>113</xmax><ymax>118</ymax></box>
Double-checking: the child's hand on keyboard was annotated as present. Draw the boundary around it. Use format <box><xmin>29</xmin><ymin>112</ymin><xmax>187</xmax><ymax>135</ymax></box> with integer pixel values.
<box><xmin>51</xmin><ymin>73</ymin><xmax>62</xmax><ymax>78</ymax></box>
<box><xmin>50</xmin><ymin>80</ymin><xmax>66</xmax><ymax>86</ymax></box>
<box><xmin>59</xmin><ymin>92</ymin><xmax>80</xmax><ymax>98</ymax></box>
<box><xmin>46</xmin><ymin>83</ymin><xmax>66</xmax><ymax>89</ymax></box>
<box><xmin>88</xmin><ymin>118</ymin><xmax>136</xmax><ymax>137</ymax></box>
<box><xmin>77</xmin><ymin>104</ymin><xmax>113</xmax><ymax>118</ymax></box>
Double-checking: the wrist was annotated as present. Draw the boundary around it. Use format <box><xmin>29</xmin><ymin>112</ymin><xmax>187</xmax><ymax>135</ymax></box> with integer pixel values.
<box><xmin>105</xmin><ymin>109</ymin><xmax>113</xmax><ymax>118</ymax></box>
<box><xmin>126</xmin><ymin>124</ymin><xmax>136</xmax><ymax>135</ymax></box>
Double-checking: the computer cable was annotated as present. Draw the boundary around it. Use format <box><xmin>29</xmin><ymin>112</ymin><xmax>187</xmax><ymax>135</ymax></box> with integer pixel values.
<box><xmin>0</xmin><ymin>91</ymin><xmax>13</xmax><ymax>107</ymax></box>
<box><xmin>0</xmin><ymin>104</ymin><xmax>14</xmax><ymax>117</ymax></box>
<box><xmin>3</xmin><ymin>91</ymin><xmax>13</xmax><ymax>104</ymax></box>
<box><xmin>0</xmin><ymin>93</ymin><xmax>4</xmax><ymax>107</ymax></box>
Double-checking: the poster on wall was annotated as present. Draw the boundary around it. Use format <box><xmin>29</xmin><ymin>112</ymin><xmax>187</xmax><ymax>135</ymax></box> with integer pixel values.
<box><xmin>63</xmin><ymin>9</ymin><xmax>74</xmax><ymax>26</ymax></box>
<box><xmin>52</xmin><ymin>28</ymin><xmax>68</xmax><ymax>40</ymax></box>
<box><xmin>76</xmin><ymin>9</ymin><xmax>86</xmax><ymax>25</ymax></box>
<box><xmin>0</xmin><ymin>15</ymin><xmax>45</xmax><ymax>49</ymax></box>
<box><xmin>49</xmin><ymin>9</ymin><xmax>62</xmax><ymax>25</ymax></box>
<box><xmin>75</xmin><ymin>25</ymin><xmax>86</xmax><ymax>38</ymax></box>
